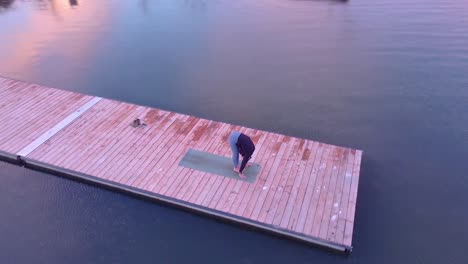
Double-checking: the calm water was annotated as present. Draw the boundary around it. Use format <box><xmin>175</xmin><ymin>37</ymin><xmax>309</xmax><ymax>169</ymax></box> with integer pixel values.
<box><xmin>1</xmin><ymin>0</ymin><xmax>468</xmax><ymax>263</ymax></box>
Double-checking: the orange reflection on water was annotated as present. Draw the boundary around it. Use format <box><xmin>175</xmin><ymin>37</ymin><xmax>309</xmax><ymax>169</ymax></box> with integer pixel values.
<box><xmin>0</xmin><ymin>0</ymin><xmax>108</xmax><ymax>79</ymax></box>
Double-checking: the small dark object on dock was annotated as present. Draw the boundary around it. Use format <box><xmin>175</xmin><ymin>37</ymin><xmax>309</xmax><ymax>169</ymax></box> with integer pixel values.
<box><xmin>131</xmin><ymin>118</ymin><xmax>146</xmax><ymax>128</ymax></box>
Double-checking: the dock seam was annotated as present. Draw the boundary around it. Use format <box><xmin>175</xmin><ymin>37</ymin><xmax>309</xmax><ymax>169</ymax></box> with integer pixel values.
<box><xmin>17</xmin><ymin>97</ymin><xmax>102</xmax><ymax>157</ymax></box>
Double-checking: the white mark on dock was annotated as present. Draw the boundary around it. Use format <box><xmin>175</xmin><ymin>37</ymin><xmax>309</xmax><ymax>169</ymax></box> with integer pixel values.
<box><xmin>17</xmin><ymin>97</ymin><xmax>102</xmax><ymax>157</ymax></box>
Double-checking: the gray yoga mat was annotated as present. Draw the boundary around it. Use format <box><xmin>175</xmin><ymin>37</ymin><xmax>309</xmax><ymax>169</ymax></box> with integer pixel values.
<box><xmin>178</xmin><ymin>149</ymin><xmax>260</xmax><ymax>183</ymax></box>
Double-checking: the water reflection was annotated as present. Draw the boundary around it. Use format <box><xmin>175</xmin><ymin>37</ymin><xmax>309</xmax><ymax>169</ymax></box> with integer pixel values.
<box><xmin>291</xmin><ymin>0</ymin><xmax>349</xmax><ymax>4</ymax></box>
<box><xmin>0</xmin><ymin>0</ymin><xmax>110</xmax><ymax>87</ymax></box>
<box><xmin>0</xmin><ymin>0</ymin><xmax>80</xmax><ymax>13</ymax></box>
<box><xmin>0</xmin><ymin>0</ymin><xmax>15</xmax><ymax>10</ymax></box>
<box><xmin>0</xmin><ymin>1</ymin><xmax>468</xmax><ymax>263</ymax></box>
<box><xmin>139</xmin><ymin>0</ymin><xmax>148</xmax><ymax>14</ymax></box>
<box><xmin>184</xmin><ymin>0</ymin><xmax>207</xmax><ymax>10</ymax></box>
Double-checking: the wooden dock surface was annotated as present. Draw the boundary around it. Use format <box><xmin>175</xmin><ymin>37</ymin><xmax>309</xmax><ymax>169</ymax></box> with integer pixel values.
<box><xmin>0</xmin><ymin>76</ymin><xmax>362</xmax><ymax>251</ymax></box>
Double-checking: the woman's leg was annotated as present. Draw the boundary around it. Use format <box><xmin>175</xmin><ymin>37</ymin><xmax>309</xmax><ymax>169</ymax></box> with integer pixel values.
<box><xmin>228</xmin><ymin>132</ymin><xmax>241</xmax><ymax>169</ymax></box>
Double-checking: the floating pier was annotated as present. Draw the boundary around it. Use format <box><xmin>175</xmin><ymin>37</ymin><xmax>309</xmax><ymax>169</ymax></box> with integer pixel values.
<box><xmin>0</xmin><ymin>76</ymin><xmax>362</xmax><ymax>252</ymax></box>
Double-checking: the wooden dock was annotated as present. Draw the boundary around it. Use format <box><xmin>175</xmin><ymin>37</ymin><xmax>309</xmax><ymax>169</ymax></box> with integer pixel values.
<box><xmin>0</xmin><ymin>76</ymin><xmax>362</xmax><ymax>252</ymax></box>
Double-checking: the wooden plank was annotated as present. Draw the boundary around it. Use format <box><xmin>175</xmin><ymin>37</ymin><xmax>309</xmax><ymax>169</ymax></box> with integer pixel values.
<box><xmin>0</xmin><ymin>82</ymin><xmax>30</xmax><ymax>107</ymax></box>
<box><xmin>30</xmin><ymin>100</ymin><xmax>114</xmax><ymax>164</ymax></box>
<box><xmin>205</xmin><ymin>126</ymin><xmax>249</xmax><ymax>208</ymax></box>
<box><xmin>49</xmin><ymin>101</ymin><xmax>137</xmax><ymax>168</ymax></box>
<box><xmin>110</xmin><ymin>109</ymin><xmax>172</xmax><ymax>186</ymax></box>
<box><xmin>0</xmin><ymin>84</ymin><xmax>59</xmax><ymax>122</ymax></box>
<box><xmin>197</xmin><ymin>124</ymin><xmax>241</xmax><ymax>207</ymax></box>
<box><xmin>87</xmin><ymin>106</ymin><xmax>163</xmax><ymax>178</ymax></box>
<box><xmin>289</xmin><ymin>141</ymin><xmax>322</xmax><ymax>231</ymax></box>
<box><xmin>0</xmin><ymin>82</ymin><xmax>15</xmax><ymax>93</ymax></box>
<box><xmin>132</xmin><ymin>114</ymin><xmax>197</xmax><ymax>190</ymax></box>
<box><xmin>1</xmin><ymin>82</ymin><xmax>45</xmax><ymax>100</ymax></box>
<box><xmin>226</xmin><ymin>130</ymin><xmax>268</xmax><ymax>214</ymax></box>
<box><xmin>0</xmin><ymin>88</ymin><xmax>67</xmax><ymax>149</ymax></box>
<box><xmin>183</xmin><ymin>123</ymin><xmax>230</xmax><ymax>203</ymax></box>
<box><xmin>280</xmin><ymin>140</ymin><xmax>317</xmax><ymax>229</ymax></box>
<box><xmin>303</xmin><ymin>145</ymin><xmax>334</xmax><ymax>234</ymax></box>
<box><xmin>318</xmin><ymin>147</ymin><xmax>344</xmax><ymax>239</ymax></box>
<box><xmin>143</xmin><ymin>116</ymin><xmax>201</xmax><ymax>195</ymax></box>
<box><xmin>80</xmin><ymin>105</ymin><xmax>147</xmax><ymax>175</ymax></box>
<box><xmin>294</xmin><ymin>143</ymin><xmax>327</xmax><ymax>233</ymax></box>
<box><xmin>259</xmin><ymin>136</ymin><xmax>299</xmax><ymax>223</ymax></box>
<box><xmin>271</xmin><ymin>139</ymin><xmax>309</xmax><ymax>227</ymax></box>
<box><xmin>175</xmin><ymin>121</ymin><xmax>225</xmax><ymax>201</ymax></box>
<box><xmin>0</xmin><ymin>82</ymin><xmax>37</xmax><ymax>112</ymax></box>
<box><xmin>166</xmin><ymin>123</ymin><xmax>212</xmax><ymax>198</ymax></box>
<box><xmin>78</xmin><ymin>105</ymin><xmax>152</xmax><ymax>178</ymax></box>
<box><xmin>250</xmin><ymin>135</ymin><xmax>293</xmax><ymax>221</ymax></box>
<box><xmin>266</xmin><ymin>137</ymin><xmax>304</xmax><ymax>225</ymax></box>
<box><xmin>65</xmin><ymin>102</ymin><xmax>141</xmax><ymax>172</ymax></box>
<box><xmin>239</xmin><ymin>133</ymin><xmax>282</xmax><ymax>218</ymax></box>
<box><xmin>343</xmin><ymin>151</ymin><xmax>362</xmax><ymax>246</ymax></box>
<box><xmin>95</xmin><ymin>111</ymin><xmax>166</xmax><ymax>182</ymax></box>
<box><xmin>0</xmin><ymin>78</ymin><xmax>17</xmax><ymax>87</ymax></box>
<box><xmin>0</xmin><ymin>80</ymin><xmax>11</xmax><ymax>93</ymax></box>
<box><xmin>17</xmin><ymin>97</ymin><xmax>101</xmax><ymax>157</ymax></box>
<box><xmin>260</xmin><ymin>138</ymin><xmax>301</xmax><ymax>224</ymax></box>
<box><xmin>0</xmin><ymin>85</ymin><xmax>60</xmax><ymax>141</ymax></box>
<box><xmin>307</xmin><ymin>145</ymin><xmax>336</xmax><ymax>236</ymax></box>
<box><xmin>123</xmin><ymin>112</ymin><xmax>180</xmax><ymax>187</ymax></box>
<box><xmin>227</xmin><ymin>131</ymin><xmax>271</xmax><ymax>215</ymax></box>
<box><xmin>200</xmin><ymin>125</ymin><xmax>243</xmax><ymax>206</ymax></box>
<box><xmin>27</xmin><ymin>97</ymin><xmax>108</xmax><ymax>165</ymax></box>
<box><xmin>0</xmin><ymin>77</ymin><xmax>364</xmax><ymax>251</ymax></box>
<box><xmin>4</xmin><ymin>94</ymin><xmax>90</xmax><ymax>152</ymax></box>
<box><xmin>173</xmin><ymin>121</ymin><xmax>223</xmax><ymax>200</ymax></box>
<box><xmin>334</xmin><ymin>161</ymin><xmax>354</xmax><ymax>244</ymax></box>
<box><xmin>212</xmin><ymin>128</ymin><xmax>256</xmax><ymax>209</ymax></box>
<box><xmin>326</xmin><ymin>148</ymin><xmax>349</xmax><ymax>241</ymax></box>
<box><xmin>124</xmin><ymin>112</ymin><xmax>181</xmax><ymax>188</ymax></box>
<box><xmin>1</xmin><ymin>89</ymin><xmax>72</xmax><ymax>150</ymax></box>
<box><xmin>187</xmin><ymin>123</ymin><xmax>234</xmax><ymax>204</ymax></box>
<box><xmin>214</xmin><ymin>128</ymin><xmax>258</xmax><ymax>212</ymax></box>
